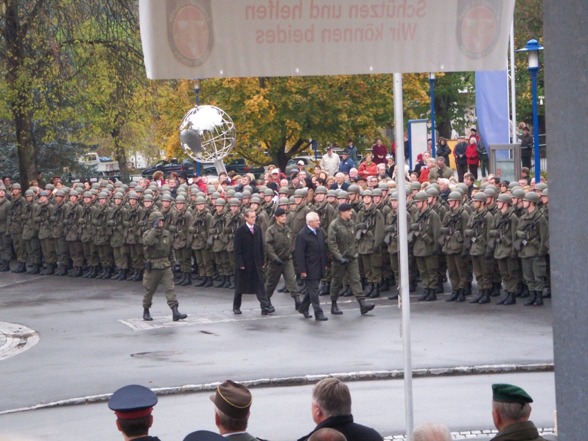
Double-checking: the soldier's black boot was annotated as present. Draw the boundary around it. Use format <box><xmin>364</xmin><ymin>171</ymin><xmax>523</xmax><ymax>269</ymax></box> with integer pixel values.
<box><xmin>417</xmin><ymin>288</ymin><xmax>430</xmax><ymax>301</ymax></box>
<box><xmin>409</xmin><ymin>281</ymin><xmax>417</xmax><ymax>292</ymax></box>
<box><xmin>184</xmin><ymin>273</ymin><xmax>193</xmax><ymax>286</ymax></box>
<box><xmin>221</xmin><ymin>275</ymin><xmax>231</xmax><ymax>288</ymax></box>
<box><xmin>456</xmin><ymin>289</ymin><xmax>466</xmax><ymax>302</ymax></box>
<box><xmin>227</xmin><ymin>276</ymin><xmax>235</xmax><ymax>289</ymax></box>
<box><xmin>388</xmin><ymin>287</ymin><xmax>399</xmax><ymax>300</ymax></box>
<box><xmin>371</xmin><ymin>283</ymin><xmax>381</xmax><ymax>298</ymax></box>
<box><xmin>103</xmin><ymin>266</ymin><xmax>113</xmax><ymax>279</ymax></box>
<box><xmin>40</xmin><ymin>265</ymin><xmax>48</xmax><ymax>275</ymax></box>
<box><xmin>30</xmin><ymin>264</ymin><xmax>40</xmax><ymax>275</ymax></box>
<box><xmin>331</xmin><ymin>301</ymin><xmax>343</xmax><ymax>315</ymax></box>
<box><xmin>425</xmin><ymin>289</ymin><xmax>437</xmax><ymax>301</ymax></box>
<box><xmin>135</xmin><ymin>270</ymin><xmax>143</xmax><ymax>282</ymax></box>
<box><xmin>446</xmin><ymin>290</ymin><xmax>460</xmax><ymax>302</ymax></box>
<box><xmin>13</xmin><ymin>261</ymin><xmax>26</xmax><ymax>273</ymax></box>
<box><xmin>0</xmin><ymin>260</ymin><xmax>8</xmax><ymax>272</ymax></box>
<box><xmin>175</xmin><ymin>273</ymin><xmax>186</xmax><ymax>286</ymax></box>
<box><xmin>533</xmin><ymin>291</ymin><xmax>544</xmax><ymax>306</ymax></box>
<box><xmin>116</xmin><ymin>269</ymin><xmax>126</xmax><ymax>281</ymax></box>
<box><xmin>523</xmin><ymin>291</ymin><xmax>537</xmax><ymax>306</ymax></box>
<box><xmin>69</xmin><ymin>266</ymin><xmax>80</xmax><ymax>277</ymax></box>
<box><xmin>315</xmin><ymin>311</ymin><xmax>328</xmax><ymax>321</ymax></box>
<box><xmin>171</xmin><ymin>305</ymin><xmax>187</xmax><ymax>321</ymax></box>
<box><xmin>215</xmin><ymin>276</ymin><xmax>226</xmax><ymax>288</ymax></box>
<box><xmin>381</xmin><ymin>278</ymin><xmax>390</xmax><ymax>292</ymax></box>
<box><xmin>89</xmin><ymin>266</ymin><xmax>99</xmax><ymax>278</ymax></box>
<box><xmin>204</xmin><ymin>276</ymin><xmax>213</xmax><ymax>287</ymax></box>
<box><xmin>519</xmin><ymin>284</ymin><xmax>530</xmax><ymax>298</ymax></box>
<box><xmin>477</xmin><ymin>289</ymin><xmax>491</xmax><ymax>304</ymax></box>
<box><xmin>358</xmin><ymin>298</ymin><xmax>375</xmax><ymax>315</ymax></box>
<box><xmin>469</xmin><ymin>290</ymin><xmax>485</xmax><ymax>304</ymax></box>
<box><xmin>45</xmin><ymin>264</ymin><xmax>55</xmax><ymax>275</ymax></box>
<box><xmin>503</xmin><ymin>292</ymin><xmax>516</xmax><ymax>305</ymax></box>
<box><xmin>491</xmin><ymin>282</ymin><xmax>502</xmax><ymax>297</ymax></box>
<box><xmin>342</xmin><ymin>285</ymin><xmax>353</xmax><ymax>297</ymax></box>
<box><xmin>465</xmin><ymin>282</ymin><xmax>472</xmax><ymax>295</ymax></box>
<box><xmin>436</xmin><ymin>281</ymin><xmax>444</xmax><ymax>294</ymax></box>
<box><xmin>542</xmin><ymin>287</ymin><xmax>551</xmax><ymax>299</ymax></box>
<box><xmin>143</xmin><ymin>308</ymin><xmax>153</xmax><ymax>321</ymax></box>
<box><xmin>125</xmin><ymin>269</ymin><xmax>135</xmax><ymax>281</ymax></box>
<box><xmin>194</xmin><ymin>276</ymin><xmax>207</xmax><ymax>287</ymax></box>
<box><xmin>496</xmin><ymin>292</ymin><xmax>510</xmax><ymax>305</ymax></box>
<box><xmin>96</xmin><ymin>266</ymin><xmax>106</xmax><ymax>279</ymax></box>
<box><xmin>52</xmin><ymin>264</ymin><xmax>62</xmax><ymax>276</ymax></box>
<box><xmin>363</xmin><ymin>282</ymin><xmax>375</xmax><ymax>298</ymax></box>
<box><xmin>318</xmin><ymin>282</ymin><xmax>330</xmax><ymax>296</ymax></box>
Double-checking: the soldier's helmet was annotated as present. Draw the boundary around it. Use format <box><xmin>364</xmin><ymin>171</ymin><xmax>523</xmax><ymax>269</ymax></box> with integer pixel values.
<box><xmin>0</xmin><ymin>184</ymin><xmax>7</xmax><ymax>191</ymax></box>
<box><xmin>161</xmin><ymin>194</ymin><xmax>173</xmax><ymax>202</ymax></box>
<box><xmin>226</xmin><ymin>189</ymin><xmax>236</xmax><ymax>198</ymax></box>
<box><xmin>378</xmin><ymin>183</ymin><xmax>389</xmax><ymax>191</ymax></box>
<box><xmin>473</xmin><ymin>192</ymin><xmax>487</xmax><ymax>202</ymax></box>
<box><xmin>293</xmin><ymin>189</ymin><xmax>305</xmax><ymax>197</ymax></box>
<box><xmin>372</xmin><ymin>188</ymin><xmax>382</xmax><ymax>197</ymax></box>
<box><xmin>98</xmin><ymin>191</ymin><xmax>108</xmax><ymax>199</ymax></box>
<box><xmin>497</xmin><ymin>194</ymin><xmax>512</xmax><ymax>204</ymax></box>
<box><xmin>326</xmin><ymin>190</ymin><xmax>337</xmax><ymax>197</ymax></box>
<box><xmin>511</xmin><ymin>188</ymin><xmax>525</xmax><ymax>199</ymax></box>
<box><xmin>456</xmin><ymin>183</ymin><xmax>468</xmax><ymax>193</ymax></box>
<box><xmin>414</xmin><ymin>191</ymin><xmax>428</xmax><ymax>201</ymax></box>
<box><xmin>541</xmin><ymin>188</ymin><xmax>548</xmax><ymax>197</ymax></box>
<box><xmin>242</xmin><ymin>190</ymin><xmax>252</xmax><ymax>198</ymax></box>
<box><xmin>279</xmin><ymin>187</ymin><xmax>290</xmax><ymax>195</ymax></box>
<box><xmin>175</xmin><ymin>195</ymin><xmax>186</xmax><ymax>203</ymax></box>
<box><xmin>263</xmin><ymin>189</ymin><xmax>274</xmax><ymax>196</ymax></box>
<box><xmin>148</xmin><ymin>211</ymin><xmax>164</xmax><ymax>224</ymax></box>
<box><xmin>484</xmin><ymin>187</ymin><xmax>498</xmax><ymax>198</ymax></box>
<box><xmin>523</xmin><ymin>192</ymin><xmax>540</xmax><ymax>203</ymax></box>
<box><xmin>127</xmin><ymin>191</ymin><xmax>138</xmax><ymax>200</ymax></box>
<box><xmin>39</xmin><ymin>190</ymin><xmax>49</xmax><ymax>197</ymax></box>
<box><xmin>250</xmin><ymin>196</ymin><xmax>261</xmax><ymax>205</ymax></box>
<box><xmin>535</xmin><ymin>183</ymin><xmax>548</xmax><ymax>192</ymax></box>
<box><xmin>46</xmin><ymin>184</ymin><xmax>55</xmax><ymax>191</ymax></box>
<box><xmin>195</xmin><ymin>196</ymin><xmax>206</xmax><ymax>204</ymax></box>
<box><xmin>12</xmin><ymin>183</ymin><xmax>22</xmax><ymax>190</ymax></box>
<box><xmin>315</xmin><ymin>186</ymin><xmax>328</xmax><ymax>195</ymax></box>
<box><xmin>336</xmin><ymin>190</ymin><xmax>348</xmax><ymax>199</ymax></box>
<box><xmin>54</xmin><ymin>190</ymin><xmax>65</xmax><ymax>197</ymax></box>
<box><xmin>114</xmin><ymin>192</ymin><xmax>124</xmax><ymax>200</ymax></box>
<box><xmin>234</xmin><ymin>192</ymin><xmax>243</xmax><ymax>200</ymax></box>
<box><xmin>410</xmin><ymin>182</ymin><xmax>422</xmax><ymax>191</ymax></box>
<box><xmin>390</xmin><ymin>191</ymin><xmax>399</xmax><ymax>201</ymax></box>
<box><xmin>348</xmin><ymin>184</ymin><xmax>360</xmax><ymax>195</ymax></box>
<box><xmin>212</xmin><ymin>192</ymin><xmax>221</xmax><ymax>199</ymax></box>
<box><xmin>425</xmin><ymin>187</ymin><xmax>439</xmax><ymax>198</ymax></box>
<box><xmin>25</xmin><ymin>189</ymin><xmax>35</xmax><ymax>197</ymax></box>
<box><xmin>362</xmin><ymin>189</ymin><xmax>373</xmax><ymax>197</ymax></box>
<box><xmin>143</xmin><ymin>194</ymin><xmax>154</xmax><ymax>202</ymax></box>
<box><xmin>229</xmin><ymin>198</ymin><xmax>241</xmax><ymax>207</ymax></box>
<box><xmin>278</xmin><ymin>197</ymin><xmax>290</xmax><ymax>205</ymax></box>
<box><xmin>214</xmin><ymin>198</ymin><xmax>226</xmax><ymax>206</ymax></box>
<box><xmin>448</xmin><ymin>191</ymin><xmax>462</xmax><ymax>202</ymax></box>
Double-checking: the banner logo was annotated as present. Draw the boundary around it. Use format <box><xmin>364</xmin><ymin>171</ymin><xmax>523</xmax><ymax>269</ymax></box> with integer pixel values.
<box><xmin>167</xmin><ymin>0</ymin><xmax>213</xmax><ymax>67</ymax></box>
<box><xmin>457</xmin><ymin>0</ymin><xmax>501</xmax><ymax>59</ymax></box>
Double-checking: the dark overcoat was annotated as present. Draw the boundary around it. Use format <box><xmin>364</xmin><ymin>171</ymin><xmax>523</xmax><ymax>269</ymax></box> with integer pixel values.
<box><xmin>234</xmin><ymin>223</ymin><xmax>265</xmax><ymax>294</ymax></box>
<box><xmin>294</xmin><ymin>226</ymin><xmax>328</xmax><ymax>281</ymax></box>
<box><xmin>297</xmin><ymin>414</ymin><xmax>383</xmax><ymax>441</ymax></box>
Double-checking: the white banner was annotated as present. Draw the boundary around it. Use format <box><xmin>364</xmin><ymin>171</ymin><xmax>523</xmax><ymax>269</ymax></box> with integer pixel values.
<box><xmin>139</xmin><ymin>0</ymin><xmax>515</xmax><ymax>79</ymax></box>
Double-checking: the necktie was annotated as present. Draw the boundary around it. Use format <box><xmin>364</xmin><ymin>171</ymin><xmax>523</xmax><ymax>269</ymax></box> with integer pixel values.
<box><xmin>250</xmin><ymin>226</ymin><xmax>254</xmax><ymax>234</ymax></box>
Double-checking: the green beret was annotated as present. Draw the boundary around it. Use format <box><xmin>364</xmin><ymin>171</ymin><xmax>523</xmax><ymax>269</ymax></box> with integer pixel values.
<box><xmin>492</xmin><ymin>384</ymin><xmax>533</xmax><ymax>404</ymax></box>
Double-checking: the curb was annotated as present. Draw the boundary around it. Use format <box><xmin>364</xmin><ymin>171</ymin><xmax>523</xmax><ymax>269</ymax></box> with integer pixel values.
<box><xmin>0</xmin><ymin>362</ymin><xmax>554</xmax><ymax>415</ymax></box>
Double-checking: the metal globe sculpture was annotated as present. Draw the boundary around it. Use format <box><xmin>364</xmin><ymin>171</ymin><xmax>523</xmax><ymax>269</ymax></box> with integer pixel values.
<box><xmin>179</xmin><ymin>105</ymin><xmax>236</xmax><ymax>171</ymax></box>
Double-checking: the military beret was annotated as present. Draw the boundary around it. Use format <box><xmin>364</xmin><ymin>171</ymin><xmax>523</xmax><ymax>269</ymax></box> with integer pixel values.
<box><xmin>274</xmin><ymin>208</ymin><xmax>287</xmax><ymax>217</ymax></box>
<box><xmin>492</xmin><ymin>383</ymin><xmax>533</xmax><ymax>404</ymax></box>
<box><xmin>183</xmin><ymin>430</ymin><xmax>225</xmax><ymax>441</ymax></box>
<box><xmin>108</xmin><ymin>384</ymin><xmax>158</xmax><ymax>420</ymax></box>
<box><xmin>338</xmin><ymin>203</ymin><xmax>353</xmax><ymax>212</ymax></box>
<box><xmin>209</xmin><ymin>380</ymin><xmax>252</xmax><ymax>419</ymax></box>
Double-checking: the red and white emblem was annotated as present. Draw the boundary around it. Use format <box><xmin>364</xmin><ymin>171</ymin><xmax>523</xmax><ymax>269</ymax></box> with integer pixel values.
<box><xmin>168</xmin><ymin>1</ymin><xmax>213</xmax><ymax>67</ymax></box>
<box><xmin>457</xmin><ymin>2</ymin><xmax>500</xmax><ymax>59</ymax></box>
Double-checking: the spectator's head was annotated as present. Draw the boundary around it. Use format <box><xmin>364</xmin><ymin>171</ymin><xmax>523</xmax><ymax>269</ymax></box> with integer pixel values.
<box><xmin>308</xmin><ymin>428</ymin><xmax>347</xmax><ymax>441</ymax></box>
<box><xmin>311</xmin><ymin>378</ymin><xmax>352</xmax><ymax>424</ymax></box>
<box><xmin>436</xmin><ymin>157</ymin><xmax>446</xmax><ymax>168</ymax></box>
<box><xmin>210</xmin><ymin>381</ymin><xmax>252</xmax><ymax>434</ymax></box>
<box><xmin>412</xmin><ymin>423</ymin><xmax>451</xmax><ymax>441</ymax></box>
<box><xmin>108</xmin><ymin>385</ymin><xmax>157</xmax><ymax>440</ymax></box>
<box><xmin>491</xmin><ymin>384</ymin><xmax>533</xmax><ymax>431</ymax></box>
<box><xmin>364</xmin><ymin>153</ymin><xmax>373</xmax><ymax>163</ymax></box>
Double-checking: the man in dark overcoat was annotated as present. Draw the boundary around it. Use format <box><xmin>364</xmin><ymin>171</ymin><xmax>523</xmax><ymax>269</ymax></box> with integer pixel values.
<box><xmin>295</xmin><ymin>211</ymin><xmax>329</xmax><ymax>321</ymax></box>
<box><xmin>233</xmin><ymin>208</ymin><xmax>274</xmax><ymax>315</ymax></box>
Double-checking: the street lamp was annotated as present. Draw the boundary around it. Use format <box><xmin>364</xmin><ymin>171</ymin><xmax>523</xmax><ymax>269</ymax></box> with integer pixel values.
<box><xmin>517</xmin><ymin>39</ymin><xmax>544</xmax><ymax>184</ymax></box>
<box><xmin>429</xmin><ymin>72</ymin><xmax>436</xmax><ymax>157</ymax></box>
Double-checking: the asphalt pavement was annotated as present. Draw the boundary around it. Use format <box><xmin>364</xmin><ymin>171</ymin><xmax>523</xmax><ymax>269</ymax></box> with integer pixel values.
<box><xmin>0</xmin><ymin>270</ymin><xmax>555</xmax><ymax>440</ymax></box>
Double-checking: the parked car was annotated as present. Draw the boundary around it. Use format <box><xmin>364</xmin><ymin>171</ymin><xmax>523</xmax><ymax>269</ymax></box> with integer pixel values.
<box><xmin>141</xmin><ymin>159</ymin><xmax>195</xmax><ymax>178</ymax></box>
<box><xmin>224</xmin><ymin>158</ymin><xmax>265</xmax><ymax>178</ymax></box>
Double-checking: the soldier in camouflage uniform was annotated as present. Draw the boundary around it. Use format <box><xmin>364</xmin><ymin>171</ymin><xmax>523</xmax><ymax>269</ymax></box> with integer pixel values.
<box><xmin>50</xmin><ymin>190</ymin><xmax>70</xmax><ymax>275</ymax></box>
<box><xmin>250</xmin><ymin>196</ymin><xmax>270</xmax><ymax>234</ymax></box>
<box><xmin>465</xmin><ymin>192</ymin><xmax>495</xmax><ymax>304</ymax></box>
<box><xmin>37</xmin><ymin>191</ymin><xmax>57</xmax><ymax>274</ymax></box>
<box><xmin>211</xmin><ymin>198</ymin><xmax>231</xmax><ymax>288</ymax></box>
<box><xmin>142</xmin><ymin>211</ymin><xmax>187</xmax><ymax>322</ymax></box>
<box><xmin>327</xmin><ymin>203</ymin><xmax>375</xmax><ymax>316</ymax></box>
<box><xmin>64</xmin><ymin>190</ymin><xmax>85</xmax><ymax>277</ymax></box>
<box><xmin>22</xmin><ymin>190</ymin><xmax>41</xmax><ymax>274</ymax></box>
<box><xmin>264</xmin><ymin>207</ymin><xmax>301</xmax><ymax>309</ymax></box>
<box><xmin>515</xmin><ymin>192</ymin><xmax>548</xmax><ymax>307</ymax></box>
<box><xmin>261</xmin><ymin>188</ymin><xmax>276</xmax><ymax>217</ymax></box>
<box><xmin>169</xmin><ymin>195</ymin><xmax>193</xmax><ymax>286</ymax></box>
<box><xmin>383</xmin><ymin>191</ymin><xmax>410</xmax><ymax>300</ymax></box>
<box><xmin>426</xmin><ymin>186</ymin><xmax>448</xmax><ymax>294</ymax></box>
<box><xmin>223</xmin><ymin>198</ymin><xmax>242</xmax><ymax>290</ymax></box>
<box><xmin>0</xmin><ymin>184</ymin><xmax>12</xmax><ymax>271</ymax></box>
<box><xmin>191</xmin><ymin>196</ymin><xmax>214</xmax><ymax>288</ymax></box>
<box><xmin>490</xmin><ymin>194</ymin><xmax>521</xmax><ymax>305</ymax></box>
<box><xmin>123</xmin><ymin>192</ymin><xmax>144</xmax><ymax>281</ymax></box>
<box><xmin>107</xmin><ymin>192</ymin><xmax>129</xmax><ymax>280</ymax></box>
<box><xmin>356</xmin><ymin>190</ymin><xmax>385</xmax><ymax>298</ymax></box>
<box><xmin>93</xmin><ymin>192</ymin><xmax>115</xmax><ymax>279</ymax></box>
<box><xmin>441</xmin><ymin>191</ymin><xmax>470</xmax><ymax>302</ymax></box>
<box><xmin>410</xmin><ymin>191</ymin><xmax>441</xmax><ymax>301</ymax></box>
<box><xmin>374</xmin><ymin>187</ymin><xmax>394</xmax><ymax>292</ymax></box>
<box><xmin>79</xmin><ymin>191</ymin><xmax>99</xmax><ymax>278</ymax></box>
<box><xmin>8</xmin><ymin>184</ymin><xmax>26</xmax><ymax>273</ymax></box>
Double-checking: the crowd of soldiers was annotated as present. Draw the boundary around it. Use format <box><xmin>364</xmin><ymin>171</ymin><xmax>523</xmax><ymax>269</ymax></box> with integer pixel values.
<box><xmin>0</xmin><ymin>165</ymin><xmax>550</xmax><ymax>309</ymax></box>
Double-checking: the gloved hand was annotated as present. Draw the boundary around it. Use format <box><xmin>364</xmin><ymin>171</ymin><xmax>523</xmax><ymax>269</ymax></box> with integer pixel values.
<box><xmin>274</xmin><ymin>258</ymin><xmax>284</xmax><ymax>265</ymax></box>
<box><xmin>339</xmin><ymin>257</ymin><xmax>350</xmax><ymax>264</ymax></box>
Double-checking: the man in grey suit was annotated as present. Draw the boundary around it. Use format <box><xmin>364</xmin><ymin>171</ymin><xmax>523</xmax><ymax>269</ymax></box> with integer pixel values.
<box><xmin>209</xmin><ymin>380</ymin><xmax>261</xmax><ymax>441</ymax></box>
